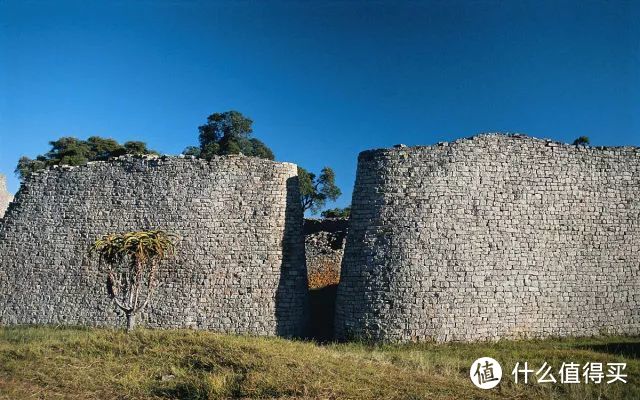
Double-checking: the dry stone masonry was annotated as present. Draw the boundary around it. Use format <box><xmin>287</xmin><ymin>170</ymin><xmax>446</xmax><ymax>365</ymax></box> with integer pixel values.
<box><xmin>304</xmin><ymin>218</ymin><xmax>348</xmax><ymax>340</ymax></box>
<box><xmin>335</xmin><ymin>134</ymin><xmax>640</xmax><ymax>342</ymax></box>
<box><xmin>0</xmin><ymin>155</ymin><xmax>308</xmax><ymax>336</ymax></box>
<box><xmin>304</xmin><ymin>218</ymin><xmax>347</xmax><ymax>289</ymax></box>
<box><xmin>1</xmin><ymin>133</ymin><xmax>638</xmax><ymax>343</ymax></box>
<box><xmin>0</xmin><ymin>174</ymin><xmax>12</xmax><ymax>218</ymax></box>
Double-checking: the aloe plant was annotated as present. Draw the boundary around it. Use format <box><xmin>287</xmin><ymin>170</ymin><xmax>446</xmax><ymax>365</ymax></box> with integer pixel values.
<box><xmin>89</xmin><ymin>230</ymin><xmax>176</xmax><ymax>332</ymax></box>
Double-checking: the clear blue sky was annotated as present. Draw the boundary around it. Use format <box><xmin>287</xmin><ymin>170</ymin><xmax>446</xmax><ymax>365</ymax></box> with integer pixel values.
<box><xmin>1</xmin><ymin>1</ymin><xmax>638</xmax><ymax>211</ymax></box>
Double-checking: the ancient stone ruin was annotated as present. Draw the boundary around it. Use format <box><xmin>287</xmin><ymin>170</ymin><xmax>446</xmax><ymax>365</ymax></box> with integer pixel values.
<box><xmin>304</xmin><ymin>218</ymin><xmax>347</xmax><ymax>289</ymax></box>
<box><xmin>304</xmin><ymin>218</ymin><xmax>347</xmax><ymax>341</ymax></box>
<box><xmin>0</xmin><ymin>174</ymin><xmax>12</xmax><ymax>218</ymax></box>
<box><xmin>335</xmin><ymin>134</ymin><xmax>640</xmax><ymax>342</ymax></box>
<box><xmin>0</xmin><ymin>155</ymin><xmax>308</xmax><ymax>336</ymax></box>
<box><xmin>0</xmin><ymin>133</ymin><xmax>638</xmax><ymax>343</ymax></box>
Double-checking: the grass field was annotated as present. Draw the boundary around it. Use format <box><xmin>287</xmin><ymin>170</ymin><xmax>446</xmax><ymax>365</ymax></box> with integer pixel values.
<box><xmin>0</xmin><ymin>326</ymin><xmax>636</xmax><ymax>399</ymax></box>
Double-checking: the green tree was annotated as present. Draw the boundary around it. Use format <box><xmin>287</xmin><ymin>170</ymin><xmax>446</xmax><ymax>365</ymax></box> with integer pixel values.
<box><xmin>181</xmin><ymin>146</ymin><xmax>201</xmax><ymax>157</ymax></box>
<box><xmin>89</xmin><ymin>230</ymin><xmax>176</xmax><ymax>332</ymax></box>
<box><xmin>15</xmin><ymin>136</ymin><xmax>157</xmax><ymax>180</ymax></box>
<box><xmin>123</xmin><ymin>141</ymin><xmax>154</xmax><ymax>155</ymax></box>
<box><xmin>15</xmin><ymin>156</ymin><xmax>48</xmax><ymax>179</ymax></box>
<box><xmin>239</xmin><ymin>137</ymin><xmax>275</xmax><ymax>160</ymax></box>
<box><xmin>572</xmin><ymin>136</ymin><xmax>590</xmax><ymax>146</ymax></box>
<box><xmin>298</xmin><ymin>166</ymin><xmax>341</xmax><ymax>214</ymax></box>
<box><xmin>86</xmin><ymin>136</ymin><xmax>123</xmax><ymax>160</ymax></box>
<box><xmin>185</xmin><ymin>110</ymin><xmax>275</xmax><ymax>160</ymax></box>
<box><xmin>45</xmin><ymin>137</ymin><xmax>93</xmax><ymax>166</ymax></box>
<box><xmin>321</xmin><ymin>206</ymin><xmax>351</xmax><ymax>219</ymax></box>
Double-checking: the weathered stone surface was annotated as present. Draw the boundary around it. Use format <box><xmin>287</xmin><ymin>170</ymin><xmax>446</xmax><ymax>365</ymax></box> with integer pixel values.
<box><xmin>0</xmin><ymin>174</ymin><xmax>12</xmax><ymax>218</ymax></box>
<box><xmin>335</xmin><ymin>134</ymin><xmax>640</xmax><ymax>343</ymax></box>
<box><xmin>0</xmin><ymin>155</ymin><xmax>308</xmax><ymax>337</ymax></box>
<box><xmin>304</xmin><ymin>218</ymin><xmax>347</xmax><ymax>289</ymax></box>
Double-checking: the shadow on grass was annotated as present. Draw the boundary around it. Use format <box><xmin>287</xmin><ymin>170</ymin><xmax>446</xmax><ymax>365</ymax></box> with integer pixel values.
<box><xmin>578</xmin><ymin>341</ymin><xmax>640</xmax><ymax>359</ymax></box>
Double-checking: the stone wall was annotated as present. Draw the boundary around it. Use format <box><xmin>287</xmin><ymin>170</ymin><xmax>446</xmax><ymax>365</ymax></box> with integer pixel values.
<box><xmin>0</xmin><ymin>174</ymin><xmax>12</xmax><ymax>218</ymax></box>
<box><xmin>304</xmin><ymin>218</ymin><xmax>347</xmax><ymax>289</ymax></box>
<box><xmin>304</xmin><ymin>218</ymin><xmax>347</xmax><ymax>341</ymax></box>
<box><xmin>335</xmin><ymin>134</ymin><xmax>640</xmax><ymax>342</ymax></box>
<box><xmin>0</xmin><ymin>155</ymin><xmax>308</xmax><ymax>337</ymax></box>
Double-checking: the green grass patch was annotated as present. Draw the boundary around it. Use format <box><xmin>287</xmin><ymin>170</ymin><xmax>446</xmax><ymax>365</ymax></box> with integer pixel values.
<box><xmin>0</xmin><ymin>326</ymin><xmax>636</xmax><ymax>399</ymax></box>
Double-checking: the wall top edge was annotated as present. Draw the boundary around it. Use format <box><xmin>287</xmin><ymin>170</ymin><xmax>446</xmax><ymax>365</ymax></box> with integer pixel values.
<box><xmin>358</xmin><ymin>133</ymin><xmax>640</xmax><ymax>159</ymax></box>
<box><xmin>22</xmin><ymin>154</ymin><xmax>299</xmax><ymax>179</ymax></box>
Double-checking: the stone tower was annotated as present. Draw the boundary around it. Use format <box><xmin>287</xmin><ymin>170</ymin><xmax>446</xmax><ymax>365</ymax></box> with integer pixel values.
<box><xmin>335</xmin><ymin>134</ymin><xmax>640</xmax><ymax>343</ymax></box>
<box><xmin>0</xmin><ymin>156</ymin><xmax>308</xmax><ymax>336</ymax></box>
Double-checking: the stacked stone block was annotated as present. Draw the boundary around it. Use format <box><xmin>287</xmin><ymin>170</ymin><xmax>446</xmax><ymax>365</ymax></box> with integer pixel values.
<box><xmin>0</xmin><ymin>155</ymin><xmax>308</xmax><ymax>336</ymax></box>
<box><xmin>0</xmin><ymin>174</ymin><xmax>12</xmax><ymax>218</ymax></box>
<box><xmin>335</xmin><ymin>134</ymin><xmax>640</xmax><ymax>342</ymax></box>
<box><xmin>304</xmin><ymin>218</ymin><xmax>347</xmax><ymax>289</ymax></box>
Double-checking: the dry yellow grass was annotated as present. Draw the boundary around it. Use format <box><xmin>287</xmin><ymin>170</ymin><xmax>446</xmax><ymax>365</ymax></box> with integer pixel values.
<box><xmin>0</xmin><ymin>326</ymin><xmax>637</xmax><ymax>399</ymax></box>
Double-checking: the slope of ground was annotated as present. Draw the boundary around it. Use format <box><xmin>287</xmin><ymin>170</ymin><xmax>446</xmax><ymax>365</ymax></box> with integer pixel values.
<box><xmin>0</xmin><ymin>327</ymin><xmax>637</xmax><ymax>399</ymax></box>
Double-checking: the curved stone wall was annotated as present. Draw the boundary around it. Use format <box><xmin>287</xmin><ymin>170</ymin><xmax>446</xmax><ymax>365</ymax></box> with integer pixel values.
<box><xmin>0</xmin><ymin>155</ymin><xmax>308</xmax><ymax>337</ymax></box>
<box><xmin>335</xmin><ymin>134</ymin><xmax>640</xmax><ymax>342</ymax></box>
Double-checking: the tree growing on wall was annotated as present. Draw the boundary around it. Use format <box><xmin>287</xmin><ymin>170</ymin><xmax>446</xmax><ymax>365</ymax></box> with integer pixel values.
<box><xmin>15</xmin><ymin>136</ymin><xmax>158</xmax><ymax>180</ymax></box>
<box><xmin>184</xmin><ymin>111</ymin><xmax>343</xmax><ymax>215</ymax></box>
<box><xmin>182</xmin><ymin>110</ymin><xmax>275</xmax><ymax>160</ymax></box>
<box><xmin>298</xmin><ymin>166</ymin><xmax>341</xmax><ymax>214</ymax></box>
<box><xmin>89</xmin><ymin>230</ymin><xmax>176</xmax><ymax>332</ymax></box>
<box><xmin>572</xmin><ymin>136</ymin><xmax>590</xmax><ymax>146</ymax></box>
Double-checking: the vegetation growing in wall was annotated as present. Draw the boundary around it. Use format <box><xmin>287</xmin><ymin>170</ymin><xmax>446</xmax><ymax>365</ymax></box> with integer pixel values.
<box><xmin>89</xmin><ymin>230</ymin><xmax>176</xmax><ymax>332</ymax></box>
<box><xmin>182</xmin><ymin>110</ymin><xmax>275</xmax><ymax>160</ymax></box>
<box><xmin>185</xmin><ymin>110</ymin><xmax>344</xmax><ymax>215</ymax></box>
<box><xmin>14</xmin><ymin>109</ymin><xmax>344</xmax><ymax>215</ymax></box>
<box><xmin>572</xmin><ymin>136</ymin><xmax>590</xmax><ymax>146</ymax></box>
<box><xmin>15</xmin><ymin>136</ymin><xmax>158</xmax><ymax>180</ymax></box>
